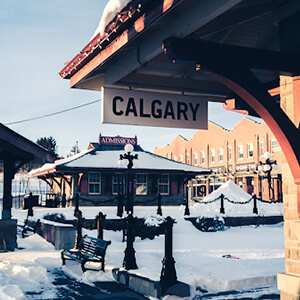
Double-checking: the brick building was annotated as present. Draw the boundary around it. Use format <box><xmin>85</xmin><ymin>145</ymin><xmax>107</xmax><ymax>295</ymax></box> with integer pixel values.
<box><xmin>154</xmin><ymin>117</ymin><xmax>282</xmax><ymax>201</ymax></box>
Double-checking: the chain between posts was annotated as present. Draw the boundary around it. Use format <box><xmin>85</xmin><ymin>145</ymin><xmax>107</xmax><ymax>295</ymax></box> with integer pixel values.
<box><xmin>192</xmin><ymin>194</ymin><xmax>280</xmax><ymax>205</ymax></box>
<box><xmin>191</xmin><ymin>195</ymin><xmax>222</xmax><ymax>204</ymax></box>
<box><xmin>224</xmin><ymin>196</ymin><xmax>252</xmax><ymax>204</ymax></box>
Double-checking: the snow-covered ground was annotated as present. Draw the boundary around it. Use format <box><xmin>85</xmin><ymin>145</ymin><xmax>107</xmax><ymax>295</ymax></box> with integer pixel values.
<box><xmin>0</xmin><ymin>203</ymin><xmax>285</xmax><ymax>300</ymax></box>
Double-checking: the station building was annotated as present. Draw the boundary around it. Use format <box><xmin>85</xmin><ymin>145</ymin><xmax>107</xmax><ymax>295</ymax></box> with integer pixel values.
<box><xmin>29</xmin><ymin>135</ymin><xmax>211</xmax><ymax>206</ymax></box>
<box><xmin>154</xmin><ymin>117</ymin><xmax>283</xmax><ymax>201</ymax></box>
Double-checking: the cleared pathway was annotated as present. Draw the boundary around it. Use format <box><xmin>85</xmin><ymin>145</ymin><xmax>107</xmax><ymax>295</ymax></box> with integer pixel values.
<box><xmin>27</xmin><ymin>270</ymin><xmax>149</xmax><ymax>300</ymax></box>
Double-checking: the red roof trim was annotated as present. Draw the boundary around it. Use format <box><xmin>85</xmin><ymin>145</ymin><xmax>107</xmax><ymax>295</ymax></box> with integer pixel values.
<box><xmin>59</xmin><ymin>0</ymin><xmax>183</xmax><ymax>81</ymax></box>
<box><xmin>59</xmin><ymin>2</ymin><xmax>144</xmax><ymax>79</ymax></box>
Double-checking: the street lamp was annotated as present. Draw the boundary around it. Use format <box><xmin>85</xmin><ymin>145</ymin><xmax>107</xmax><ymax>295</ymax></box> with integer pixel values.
<box><xmin>257</xmin><ymin>151</ymin><xmax>279</xmax><ymax>201</ymax></box>
<box><xmin>118</xmin><ymin>143</ymin><xmax>138</xmax><ymax>214</ymax></box>
<box><xmin>118</xmin><ymin>144</ymin><xmax>139</xmax><ymax>270</ymax></box>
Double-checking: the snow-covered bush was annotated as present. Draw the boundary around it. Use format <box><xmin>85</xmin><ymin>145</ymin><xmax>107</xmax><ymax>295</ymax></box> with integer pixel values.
<box><xmin>43</xmin><ymin>212</ymin><xmax>66</xmax><ymax>223</ymax></box>
<box><xmin>195</xmin><ymin>216</ymin><xmax>225</xmax><ymax>232</ymax></box>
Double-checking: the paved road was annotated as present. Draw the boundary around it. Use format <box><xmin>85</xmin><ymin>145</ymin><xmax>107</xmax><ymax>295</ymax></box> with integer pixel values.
<box><xmin>192</xmin><ymin>286</ymin><xmax>280</xmax><ymax>300</ymax></box>
<box><xmin>27</xmin><ymin>270</ymin><xmax>149</xmax><ymax>300</ymax></box>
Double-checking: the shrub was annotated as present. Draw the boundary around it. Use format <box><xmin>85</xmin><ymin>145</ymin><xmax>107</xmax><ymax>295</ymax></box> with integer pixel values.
<box><xmin>43</xmin><ymin>212</ymin><xmax>66</xmax><ymax>223</ymax></box>
<box><xmin>195</xmin><ymin>217</ymin><xmax>225</xmax><ymax>232</ymax></box>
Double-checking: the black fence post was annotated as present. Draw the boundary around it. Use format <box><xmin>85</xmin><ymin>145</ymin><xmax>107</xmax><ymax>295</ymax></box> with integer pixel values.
<box><xmin>61</xmin><ymin>193</ymin><xmax>66</xmax><ymax>208</ymax></box>
<box><xmin>160</xmin><ymin>216</ymin><xmax>177</xmax><ymax>295</ymax></box>
<box><xmin>123</xmin><ymin>214</ymin><xmax>138</xmax><ymax>270</ymax></box>
<box><xmin>75</xmin><ymin>210</ymin><xmax>82</xmax><ymax>249</ymax></box>
<box><xmin>253</xmin><ymin>194</ymin><xmax>258</xmax><ymax>214</ymax></box>
<box><xmin>184</xmin><ymin>181</ymin><xmax>190</xmax><ymax>216</ymax></box>
<box><xmin>28</xmin><ymin>192</ymin><xmax>34</xmax><ymax>217</ymax></box>
<box><xmin>157</xmin><ymin>193</ymin><xmax>162</xmax><ymax>216</ymax></box>
<box><xmin>117</xmin><ymin>194</ymin><xmax>124</xmax><ymax>217</ymax></box>
<box><xmin>74</xmin><ymin>192</ymin><xmax>80</xmax><ymax>215</ymax></box>
<box><xmin>220</xmin><ymin>194</ymin><xmax>225</xmax><ymax>214</ymax></box>
<box><xmin>96</xmin><ymin>212</ymin><xmax>106</xmax><ymax>240</ymax></box>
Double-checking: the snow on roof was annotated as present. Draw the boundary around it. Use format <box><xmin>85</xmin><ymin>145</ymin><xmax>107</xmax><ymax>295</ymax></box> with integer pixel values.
<box><xmin>209</xmin><ymin>120</ymin><xmax>230</xmax><ymax>131</ymax></box>
<box><xmin>28</xmin><ymin>148</ymin><xmax>94</xmax><ymax>177</ymax></box>
<box><xmin>92</xmin><ymin>0</ymin><xmax>132</xmax><ymax>38</ymax></box>
<box><xmin>29</xmin><ymin>145</ymin><xmax>211</xmax><ymax>176</ymax></box>
<box><xmin>62</xmin><ymin>149</ymin><xmax>210</xmax><ymax>173</ymax></box>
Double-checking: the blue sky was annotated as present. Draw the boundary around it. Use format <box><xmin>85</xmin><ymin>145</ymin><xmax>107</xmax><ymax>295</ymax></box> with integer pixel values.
<box><xmin>0</xmin><ymin>0</ymin><xmax>249</xmax><ymax>157</ymax></box>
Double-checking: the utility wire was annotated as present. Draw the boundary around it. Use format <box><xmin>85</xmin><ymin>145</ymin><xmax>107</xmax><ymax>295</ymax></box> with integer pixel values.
<box><xmin>4</xmin><ymin>99</ymin><xmax>101</xmax><ymax>126</ymax></box>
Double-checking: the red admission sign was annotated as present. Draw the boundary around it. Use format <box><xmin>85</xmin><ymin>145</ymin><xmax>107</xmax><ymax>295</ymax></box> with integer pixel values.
<box><xmin>99</xmin><ymin>135</ymin><xmax>137</xmax><ymax>146</ymax></box>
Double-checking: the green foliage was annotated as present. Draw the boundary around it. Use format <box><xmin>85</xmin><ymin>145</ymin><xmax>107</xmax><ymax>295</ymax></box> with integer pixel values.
<box><xmin>36</xmin><ymin>136</ymin><xmax>58</xmax><ymax>156</ymax></box>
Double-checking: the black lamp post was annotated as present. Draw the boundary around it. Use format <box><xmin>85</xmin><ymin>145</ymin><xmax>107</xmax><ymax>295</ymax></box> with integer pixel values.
<box><xmin>257</xmin><ymin>151</ymin><xmax>279</xmax><ymax>201</ymax></box>
<box><xmin>118</xmin><ymin>144</ymin><xmax>138</xmax><ymax>214</ymax></box>
<box><xmin>118</xmin><ymin>144</ymin><xmax>138</xmax><ymax>270</ymax></box>
<box><xmin>184</xmin><ymin>179</ymin><xmax>190</xmax><ymax>216</ymax></box>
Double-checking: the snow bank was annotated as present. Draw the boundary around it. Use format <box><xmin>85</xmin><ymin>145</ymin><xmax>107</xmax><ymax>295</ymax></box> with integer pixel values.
<box><xmin>201</xmin><ymin>180</ymin><xmax>252</xmax><ymax>203</ymax></box>
<box><xmin>189</xmin><ymin>180</ymin><xmax>283</xmax><ymax>218</ymax></box>
<box><xmin>0</xmin><ymin>234</ymin><xmax>60</xmax><ymax>299</ymax></box>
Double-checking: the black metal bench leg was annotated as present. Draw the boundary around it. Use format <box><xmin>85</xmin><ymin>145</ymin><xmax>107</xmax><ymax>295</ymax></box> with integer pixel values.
<box><xmin>61</xmin><ymin>252</ymin><xmax>66</xmax><ymax>265</ymax></box>
<box><xmin>81</xmin><ymin>260</ymin><xmax>87</xmax><ymax>272</ymax></box>
<box><xmin>102</xmin><ymin>259</ymin><xmax>105</xmax><ymax>272</ymax></box>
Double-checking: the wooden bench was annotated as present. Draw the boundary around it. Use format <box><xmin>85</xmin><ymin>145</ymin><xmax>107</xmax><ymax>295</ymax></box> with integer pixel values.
<box><xmin>18</xmin><ymin>216</ymin><xmax>40</xmax><ymax>238</ymax></box>
<box><xmin>61</xmin><ymin>235</ymin><xmax>111</xmax><ymax>272</ymax></box>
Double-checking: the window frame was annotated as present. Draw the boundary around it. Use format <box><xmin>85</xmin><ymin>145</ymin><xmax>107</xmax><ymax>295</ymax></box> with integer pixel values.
<box><xmin>247</xmin><ymin>143</ymin><xmax>253</xmax><ymax>158</ymax></box>
<box><xmin>259</xmin><ymin>141</ymin><xmax>264</xmax><ymax>156</ymax></box>
<box><xmin>218</xmin><ymin>148</ymin><xmax>224</xmax><ymax>162</ymax></box>
<box><xmin>136</xmin><ymin>174</ymin><xmax>148</xmax><ymax>195</ymax></box>
<box><xmin>186</xmin><ymin>153</ymin><xmax>190</xmax><ymax>164</ymax></box>
<box><xmin>158</xmin><ymin>174</ymin><xmax>169</xmax><ymax>195</ymax></box>
<box><xmin>238</xmin><ymin>145</ymin><xmax>244</xmax><ymax>160</ymax></box>
<box><xmin>112</xmin><ymin>173</ymin><xmax>125</xmax><ymax>195</ymax></box>
<box><xmin>88</xmin><ymin>172</ymin><xmax>101</xmax><ymax>195</ymax></box>
<box><xmin>201</xmin><ymin>151</ymin><xmax>205</xmax><ymax>165</ymax></box>
<box><xmin>228</xmin><ymin>146</ymin><xmax>232</xmax><ymax>161</ymax></box>
<box><xmin>271</xmin><ymin>139</ymin><xmax>278</xmax><ymax>153</ymax></box>
<box><xmin>210</xmin><ymin>149</ymin><xmax>215</xmax><ymax>164</ymax></box>
<box><xmin>193</xmin><ymin>153</ymin><xmax>198</xmax><ymax>166</ymax></box>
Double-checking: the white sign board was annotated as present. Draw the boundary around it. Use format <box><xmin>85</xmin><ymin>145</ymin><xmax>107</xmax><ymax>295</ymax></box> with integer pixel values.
<box><xmin>101</xmin><ymin>87</ymin><xmax>208</xmax><ymax>129</ymax></box>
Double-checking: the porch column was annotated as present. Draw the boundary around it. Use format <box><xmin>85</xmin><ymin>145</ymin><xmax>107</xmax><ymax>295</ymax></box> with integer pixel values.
<box><xmin>2</xmin><ymin>158</ymin><xmax>15</xmax><ymax>220</ymax></box>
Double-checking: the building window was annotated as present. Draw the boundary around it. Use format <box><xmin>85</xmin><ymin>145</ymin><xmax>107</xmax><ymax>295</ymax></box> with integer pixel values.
<box><xmin>88</xmin><ymin>173</ymin><xmax>101</xmax><ymax>194</ymax></box>
<box><xmin>218</xmin><ymin>148</ymin><xmax>224</xmax><ymax>162</ymax></box>
<box><xmin>112</xmin><ymin>173</ymin><xmax>124</xmax><ymax>195</ymax></box>
<box><xmin>179</xmin><ymin>155</ymin><xmax>183</xmax><ymax>163</ymax></box>
<box><xmin>201</xmin><ymin>152</ymin><xmax>205</xmax><ymax>165</ymax></box>
<box><xmin>174</xmin><ymin>156</ymin><xmax>177</xmax><ymax>162</ymax></box>
<box><xmin>210</xmin><ymin>149</ymin><xmax>215</xmax><ymax>163</ymax></box>
<box><xmin>271</xmin><ymin>139</ymin><xmax>278</xmax><ymax>153</ymax></box>
<box><xmin>247</xmin><ymin>143</ymin><xmax>253</xmax><ymax>158</ymax></box>
<box><xmin>260</xmin><ymin>141</ymin><xmax>264</xmax><ymax>156</ymax></box>
<box><xmin>186</xmin><ymin>154</ymin><xmax>190</xmax><ymax>164</ymax></box>
<box><xmin>228</xmin><ymin>147</ymin><xmax>232</xmax><ymax>161</ymax></box>
<box><xmin>194</xmin><ymin>153</ymin><xmax>198</xmax><ymax>166</ymax></box>
<box><xmin>158</xmin><ymin>174</ymin><xmax>169</xmax><ymax>195</ymax></box>
<box><xmin>136</xmin><ymin>174</ymin><xmax>147</xmax><ymax>195</ymax></box>
<box><xmin>238</xmin><ymin>145</ymin><xmax>243</xmax><ymax>159</ymax></box>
